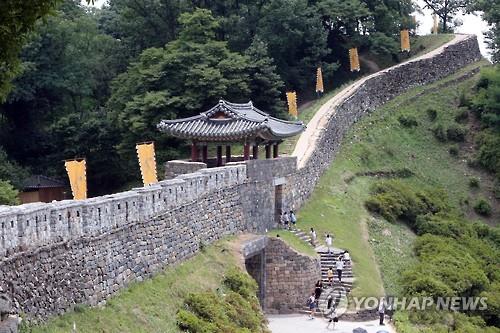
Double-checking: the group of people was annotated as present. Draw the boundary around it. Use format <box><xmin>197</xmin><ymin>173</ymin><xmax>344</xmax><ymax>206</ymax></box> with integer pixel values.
<box><xmin>327</xmin><ymin>251</ymin><xmax>350</xmax><ymax>286</ymax></box>
<box><xmin>279</xmin><ymin>210</ymin><xmax>297</xmax><ymax>230</ymax></box>
<box><xmin>306</xmin><ymin>280</ymin><xmax>339</xmax><ymax>330</ymax></box>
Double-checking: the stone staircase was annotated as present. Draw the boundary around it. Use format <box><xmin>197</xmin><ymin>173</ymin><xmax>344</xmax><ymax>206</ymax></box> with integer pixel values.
<box><xmin>290</xmin><ymin>229</ymin><xmax>355</xmax><ymax>315</ymax></box>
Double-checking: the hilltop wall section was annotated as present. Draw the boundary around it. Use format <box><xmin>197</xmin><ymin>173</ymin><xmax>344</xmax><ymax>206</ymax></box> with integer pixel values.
<box><xmin>290</xmin><ymin>35</ymin><xmax>482</xmax><ymax>207</ymax></box>
<box><xmin>0</xmin><ymin>35</ymin><xmax>483</xmax><ymax>321</ymax></box>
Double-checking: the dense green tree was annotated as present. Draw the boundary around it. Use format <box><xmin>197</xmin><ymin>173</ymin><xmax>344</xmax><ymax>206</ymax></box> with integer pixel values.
<box><xmin>256</xmin><ymin>0</ymin><xmax>328</xmax><ymax>90</ymax></box>
<box><xmin>421</xmin><ymin>0</ymin><xmax>470</xmax><ymax>32</ymax></box>
<box><xmin>0</xmin><ymin>0</ymin><xmax>63</xmax><ymax>101</ymax></box>
<box><xmin>0</xmin><ymin>180</ymin><xmax>19</xmax><ymax>205</ymax></box>
<box><xmin>0</xmin><ymin>147</ymin><xmax>29</xmax><ymax>189</ymax></box>
<box><xmin>244</xmin><ymin>37</ymin><xmax>285</xmax><ymax>117</ymax></box>
<box><xmin>107</xmin><ymin>9</ymin><xmax>251</xmax><ymax>176</ymax></box>
<box><xmin>0</xmin><ymin>0</ymin><xmax>125</xmax><ymax>195</ymax></box>
<box><xmin>98</xmin><ymin>0</ymin><xmax>190</xmax><ymax>59</ymax></box>
<box><xmin>471</xmin><ymin>0</ymin><xmax>500</xmax><ymax>62</ymax></box>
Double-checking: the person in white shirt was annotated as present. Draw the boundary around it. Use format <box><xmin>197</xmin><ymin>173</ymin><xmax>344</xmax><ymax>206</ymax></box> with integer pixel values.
<box><xmin>325</xmin><ymin>234</ymin><xmax>333</xmax><ymax>254</ymax></box>
<box><xmin>378</xmin><ymin>297</ymin><xmax>386</xmax><ymax>325</ymax></box>
<box><xmin>343</xmin><ymin>250</ymin><xmax>350</xmax><ymax>261</ymax></box>
<box><xmin>310</xmin><ymin>228</ymin><xmax>317</xmax><ymax>246</ymax></box>
<box><xmin>335</xmin><ymin>257</ymin><xmax>344</xmax><ymax>282</ymax></box>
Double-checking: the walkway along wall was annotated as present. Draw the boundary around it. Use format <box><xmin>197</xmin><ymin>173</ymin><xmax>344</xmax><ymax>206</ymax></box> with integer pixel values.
<box><xmin>0</xmin><ymin>35</ymin><xmax>482</xmax><ymax>320</ymax></box>
<box><xmin>290</xmin><ymin>35</ymin><xmax>482</xmax><ymax>207</ymax></box>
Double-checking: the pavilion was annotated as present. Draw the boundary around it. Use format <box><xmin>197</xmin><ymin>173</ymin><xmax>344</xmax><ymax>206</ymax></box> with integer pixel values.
<box><xmin>157</xmin><ymin>99</ymin><xmax>305</xmax><ymax>166</ymax></box>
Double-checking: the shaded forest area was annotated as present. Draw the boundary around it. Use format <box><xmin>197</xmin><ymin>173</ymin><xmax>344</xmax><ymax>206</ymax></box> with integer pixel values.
<box><xmin>0</xmin><ymin>0</ymin><xmax>497</xmax><ymax>201</ymax></box>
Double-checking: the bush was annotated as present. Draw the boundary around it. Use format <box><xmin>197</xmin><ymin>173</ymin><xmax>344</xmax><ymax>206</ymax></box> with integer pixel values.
<box><xmin>398</xmin><ymin>114</ymin><xmax>418</xmax><ymax>128</ymax></box>
<box><xmin>475</xmin><ymin>130</ymin><xmax>500</xmax><ymax>177</ymax></box>
<box><xmin>454</xmin><ymin>109</ymin><xmax>469</xmax><ymax>123</ymax></box>
<box><xmin>365</xmin><ymin>180</ymin><xmax>448</xmax><ymax>225</ymax></box>
<box><xmin>0</xmin><ymin>180</ymin><xmax>19</xmax><ymax>205</ymax></box>
<box><xmin>432</xmin><ymin>124</ymin><xmax>447</xmax><ymax>142</ymax></box>
<box><xmin>469</xmin><ymin>177</ymin><xmax>480</xmax><ymax>188</ymax></box>
<box><xmin>474</xmin><ymin>199</ymin><xmax>492</xmax><ymax>216</ymax></box>
<box><xmin>446</xmin><ymin>124</ymin><xmax>467</xmax><ymax>142</ymax></box>
<box><xmin>426</xmin><ymin>108</ymin><xmax>438</xmax><ymax>121</ymax></box>
<box><xmin>449</xmin><ymin>145</ymin><xmax>459</xmax><ymax>156</ymax></box>
<box><xmin>177</xmin><ymin>268</ymin><xmax>268</xmax><ymax>333</ymax></box>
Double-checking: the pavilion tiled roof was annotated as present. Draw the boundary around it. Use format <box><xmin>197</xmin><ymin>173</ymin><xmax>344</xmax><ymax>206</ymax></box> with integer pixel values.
<box><xmin>157</xmin><ymin>100</ymin><xmax>305</xmax><ymax>142</ymax></box>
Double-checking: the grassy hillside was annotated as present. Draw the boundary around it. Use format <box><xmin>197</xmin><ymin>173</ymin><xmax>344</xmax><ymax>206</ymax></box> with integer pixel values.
<box><xmin>21</xmin><ymin>238</ymin><xmax>267</xmax><ymax>333</ymax></box>
<box><xmin>292</xmin><ymin>59</ymin><xmax>496</xmax><ymax>299</ymax></box>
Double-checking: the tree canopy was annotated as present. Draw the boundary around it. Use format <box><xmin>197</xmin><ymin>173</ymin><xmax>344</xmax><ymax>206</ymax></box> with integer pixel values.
<box><xmin>0</xmin><ymin>0</ymin><xmax>496</xmax><ymax>197</ymax></box>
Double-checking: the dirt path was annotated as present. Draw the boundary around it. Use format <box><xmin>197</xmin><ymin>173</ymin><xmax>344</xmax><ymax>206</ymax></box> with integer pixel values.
<box><xmin>292</xmin><ymin>34</ymin><xmax>471</xmax><ymax>169</ymax></box>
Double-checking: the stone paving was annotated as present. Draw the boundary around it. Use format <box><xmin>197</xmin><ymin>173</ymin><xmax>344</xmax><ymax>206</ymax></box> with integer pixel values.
<box><xmin>267</xmin><ymin>314</ymin><xmax>396</xmax><ymax>333</ymax></box>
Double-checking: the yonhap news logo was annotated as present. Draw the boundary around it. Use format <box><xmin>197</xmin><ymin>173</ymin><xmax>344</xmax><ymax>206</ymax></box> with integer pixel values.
<box><xmin>321</xmin><ymin>292</ymin><xmax>488</xmax><ymax>314</ymax></box>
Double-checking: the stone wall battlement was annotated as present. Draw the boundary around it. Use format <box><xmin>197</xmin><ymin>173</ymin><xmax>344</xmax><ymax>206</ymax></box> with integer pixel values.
<box><xmin>0</xmin><ymin>164</ymin><xmax>247</xmax><ymax>257</ymax></box>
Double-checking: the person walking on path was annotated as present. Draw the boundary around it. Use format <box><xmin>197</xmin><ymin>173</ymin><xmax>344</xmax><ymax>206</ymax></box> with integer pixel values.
<box><xmin>327</xmin><ymin>267</ymin><xmax>335</xmax><ymax>287</ymax></box>
<box><xmin>314</xmin><ymin>280</ymin><xmax>323</xmax><ymax>301</ymax></box>
<box><xmin>325</xmin><ymin>234</ymin><xmax>333</xmax><ymax>254</ymax></box>
<box><xmin>289</xmin><ymin>210</ymin><xmax>297</xmax><ymax>230</ymax></box>
<box><xmin>307</xmin><ymin>292</ymin><xmax>316</xmax><ymax>319</ymax></box>
<box><xmin>325</xmin><ymin>305</ymin><xmax>338</xmax><ymax>330</ymax></box>
<box><xmin>335</xmin><ymin>256</ymin><xmax>344</xmax><ymax>282</ymax></box>
<box><xmin>343</xmin><ymin>250</ymin><xmax>350</xmax><ymax>263</ymax></box>
<box><xmin>378</xmin><ymin>297</ymin><xmax>386</xmax><ymax>325</ymax></box>
<box><xmin>310</xmin><ymin>228</ymin><xmax>317</xmax><ymax>246</ymax></box>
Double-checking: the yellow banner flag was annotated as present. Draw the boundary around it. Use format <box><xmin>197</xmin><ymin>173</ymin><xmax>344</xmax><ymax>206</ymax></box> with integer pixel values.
<box><xmin>65</xmin><ymin>159</ymin><xmax>87</xmax><ymax>200</ymax></box>
<box><xmin>316</xmin><ymin>67</ymin><xmax>324</xmax><ymax>93</ymax></box>
<box><xmin>286</xmin><ymin>91</ymin><xmax>298</xmax><ymax>118</ymax></box>
<box><xmin>349</xmin><ymin>48</ymin><xmax>360</xmax><ymax>72</ymax></box>
<box><xmin>401</xmin><ymin>29</ymin><xmax>410</xmax><ymax>52</ymax></box>
<box><xmin>136</xmin><ymin>142</ymin><xmax>158</xmax><ymax>186</ymax></box>
<box><xmin>432</xmin><ymin>14</ymin><xmax>439</xmax><ymax>34</ymax></box>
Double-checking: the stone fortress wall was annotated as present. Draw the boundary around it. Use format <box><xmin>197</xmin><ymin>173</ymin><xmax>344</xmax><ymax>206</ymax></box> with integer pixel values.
<box><xmin>290</xmin><ymin>35</ymin><xmax>482</xmax><ymax>207</ymax></box>
<box><xmin>0</xmin><ymin>35</ymin><xmax>482</xmax><ymax>320</ymax></box>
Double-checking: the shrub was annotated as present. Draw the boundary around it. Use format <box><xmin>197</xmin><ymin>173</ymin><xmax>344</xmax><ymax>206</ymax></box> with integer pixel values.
<box><xmin>398</xmin><ymin>114</ymin><xmax>418</xmax><ymax>128</ymax></box>
<box><xmin>0</xmin><ymin>180</ymin><xmax>19</xmax><ymax>205</ymax></box>
<box><xmin>426</xmin><ymin>108</ymin><xmax>438</xmax><ymax>121</ymax></box>
<box><xmin>458</xmin><ymin>90</ymin><xmax>469</xmax><ymax>107</ymax></box>
<box><xmin>455</xmin><ymin>109</ymin><xmax>469</xmax><ymax>123</ymax></box>
<box><xmin>432</xmin><ymin>124</ymin><xmax>447</xmax><ymax>142</ymax></box>
<box><xmin>365</xmin><ymin>180</ymin><xmax>448</xmax><ymax>226</ymax></box>
<box><xmin>474</xmin><ymin>199</ymin><xmax>492</xmax><ymax>216</ymax></box>
<box><xmin>475</xmin><ymin>130</ymin><xmax>500</xmax><ymax>177</ymax></box>
<box><xmin>449</xmin><ymin>145</ymin><xmax>459</xmax><ymax>156</ymax></box>
<box><xmin>223</xmin><ymin>268</ymin><xmax>258</xmax><ymax>298</ymax></box>
<box><xmin>359</xmin><ymin>144</ymin><xmax>372</xmax><ymax>165</ymax></box>
<box><xmin>469</xmin><ymin>177</ymin><xmax>480</xmax><ymax>189</ymax></box>
<box><xmin>446</xmin><ymin>124</ymin><xmax>467</xmax><ymax>142</ymax></box>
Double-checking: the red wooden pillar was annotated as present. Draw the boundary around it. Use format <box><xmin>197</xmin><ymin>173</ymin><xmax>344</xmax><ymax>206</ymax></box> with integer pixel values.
<box><xmin>216</xmin><ymin>145</ymin><xmax>223</xmax><ymax>166</ymax></box>
<box><xmin>273</xmin><ymin>143</ymin><xmax>279</xmax><ymax>158</ymax></box>
<box><xmin>243</xmin><ymin>144</ymin><xmax>250</xmax><ymax>161</ymax></box>
<box><xmin>226</xmin><ymin>145</ymin><xmax>231</xmax><ymax>163</ymax></box>
<box><xmin>265</xmin><ymin>145</ymin><xmax>272</xmax><ymax>159</ymax></box>
<box><xmin>191</xmin><ymin>142</ymin><xmax>199</xmax><ymax>162</ymax></box>
<box><xmin>202</xmin><ymin>145</ymin><xmax>208</xmax><ymax>163</ymax></box>
<box><xmin>252</xmin><ymin>145</ymin><xmax>259</xmax><ymax>160</ymax></box>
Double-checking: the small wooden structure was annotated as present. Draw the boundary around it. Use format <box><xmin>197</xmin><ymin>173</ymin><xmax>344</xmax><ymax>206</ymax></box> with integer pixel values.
<box><xmin>157</xmin><ymin>100</ymin><xmax>305</xmax><ymax>166</ymax></box>
<box><xmin>19</xmin><ymin>175</ymin><xmax>68</xmax><ymax>204</ymax></box>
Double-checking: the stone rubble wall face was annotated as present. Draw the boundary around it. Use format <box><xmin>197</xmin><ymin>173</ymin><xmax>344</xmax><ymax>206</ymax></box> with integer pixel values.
<box><xmin>290</xmin><ymin>37</ymin><xmax>482</xmax><ymax>208</ymax></box>
<box><xmin>0</xmin><ymin>159</ymin><xmax>295</xmax><ymax>319</ymax></box>
<box><xmin>264</xmin><ymin>238</ymin><xmax>321</xmax><ymax>314</ymax></box>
